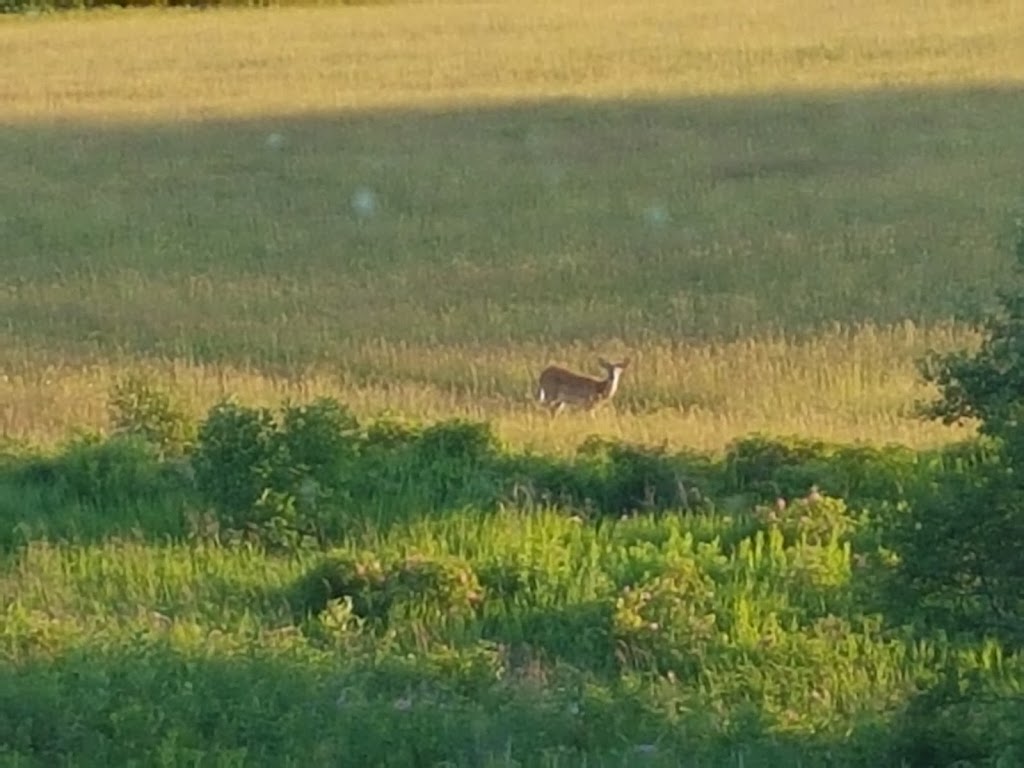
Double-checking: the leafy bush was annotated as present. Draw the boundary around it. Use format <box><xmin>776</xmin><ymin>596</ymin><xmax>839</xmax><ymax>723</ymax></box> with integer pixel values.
<box><xmin>890</xmin><ymin>459</ymin><xmax>1024</xmax><ymax>638</ymax></box>
<box><xmin>415</xmin><ymin>419</ymin><xmax>500</xmax><ymax>464</ymax></box>
<box><xmin>476</xmin><ymin>557</ymin><xmax>545</xmax><ymax>604</ymax></box>
<box><xmin>723</xmin><ymin>434</ymin><xmax>948</xmax><ymax>519</ymax></box>
<box><xmin>409</xmin><ymin>419</ymin><xmax>503</xmax><ymax>508</ymax></box>
<box><xmin>497</xmin><ymin>450</ymin><xmax>603</xmax><ymax>513</ymax></box>
<box><xmin>887</xmin><ymin>666</ymin><xmax>1024</xmax><ymax>767</ymax></box>
<box><xmin>291</xmin><ymin>552</ymin><xmax>482</xmax><ymax>626</ymax></box>
<box><xmin>388</xmin><ymin>553</ymin><xmax>484</xmax><ymax>621</ymax></box>
<box><xmin>753</xmin><ymin>492</ymin><xmax>857</xmax><ymax>547</ymax></box>
<box><xmin>290</xmin><ymin>552</ymin><xmax>389</xmax><ymax>619</ymax></box>
<box><xmin>276</xmin><ymin>397</ymin><xmax>360</xmax><ymax>509</ymax></box>
<box><xmin>191</xmin><ymin>397</ymin><xmax>360</xmax><ymax>545</ymax></box>
<box><xmin>724</xmin><ymin>434</ymin><xmax>834</xmax><ymax>500</ymax></box>
<box><xmin>498</xmin><ymin>438</ymin><xmax>716</xmax><ymax>519</ymax></box>
<box><xmin>347</xmin><ymin>417</ymin><xmax>505</xmax><ymax>513</ymax></box>
<box><xmin>904</xmin><ymin>226</ymin><xmax>1024</xmax><ymax>642</ymax></box>
<box><xmin>918</xmin><ymin>227</ymin><xmax>1024</xmax><ymax>434</ymax></box>
<box><xmin>192</xmin><ymin>401</ymin><xmax>281</xmax><ymax>521</ymax></box>
<box><xmin>612</xmin><ymin>559</ymin><xmax>719</xmax><ymax>679</ymax></box>
<box><xmin>579</xmin><ymin>436</ymin><xmax>713</xmax><ymax>516</ymax></box>
<box><xmin>107</xmin><ymin>373</ymin><xmax>196</xmax><ymax>459</ymax></box>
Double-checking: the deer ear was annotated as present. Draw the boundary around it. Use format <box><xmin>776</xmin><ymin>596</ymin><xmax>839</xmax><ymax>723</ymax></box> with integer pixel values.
<box><xmin>621</xmin><ymin>358</ymin><xmax>631</xmax><ymax>368</ymax></box>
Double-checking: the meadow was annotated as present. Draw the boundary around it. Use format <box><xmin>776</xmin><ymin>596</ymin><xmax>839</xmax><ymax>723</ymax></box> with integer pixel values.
<box><xmin>2</xmin><ymin>0</ymin><xmax>1024</xmax><ymax>764</ymax></box>
<box><xmin>2</xmin><ymin>0</ymin><xmax>1024</xmax><ymax>452</ymax></box>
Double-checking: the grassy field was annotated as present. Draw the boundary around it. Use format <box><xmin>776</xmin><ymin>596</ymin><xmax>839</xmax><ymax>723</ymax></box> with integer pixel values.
<box><xmin>3</xmin><ymin>2</ymin><xmax>1024</xmax><ymax>764</ymax></box>
<box><xmin>1</xmin><ymin>0</ymin><xmax>1023</xmax><ymax>452</ymax></box>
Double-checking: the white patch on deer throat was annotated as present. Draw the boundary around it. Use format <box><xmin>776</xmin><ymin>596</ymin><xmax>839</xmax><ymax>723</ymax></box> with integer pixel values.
<box><xmin>605</xmin><ymin>367</ymin><xmax>623</xmax><ymax>399</ymax></box>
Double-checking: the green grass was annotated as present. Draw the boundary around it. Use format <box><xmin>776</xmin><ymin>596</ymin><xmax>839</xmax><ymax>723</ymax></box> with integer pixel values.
<box><xmin>2</xmin><ymin>494</ymin><xmax>1022</xmax><ymax>766</ymax></box>
<box><xmin>0</xmin><ymin>407</ymin><xmax>1021</xmax><ymax>765</ymax></box>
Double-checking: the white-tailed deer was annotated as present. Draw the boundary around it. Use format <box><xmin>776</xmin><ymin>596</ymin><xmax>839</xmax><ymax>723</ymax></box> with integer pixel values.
<box><xmin>536</xmin><ymin>357</ymin><xmax>630</xmax><ymax>415</ymax></box>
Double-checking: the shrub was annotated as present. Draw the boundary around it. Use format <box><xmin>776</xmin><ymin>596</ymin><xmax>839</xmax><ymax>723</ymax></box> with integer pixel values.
<box><xmin>724</xmin><ymin>434</ymin><xmax>833</xmax><ymax>495</ymax></box>
<box><xmin>291</xmin><ymin>552</ymin><xmax>482</xmax><ymax>626</ymax></box>
<box><xmin>579</xmin><ymin>436</ymin><xmax>711</xmax><ymax>516</ymax></box>
<box><xmin>612</xmin><ymin>559</ymin><xmax>719</xmax><ymax>679</ymax></box>
<box><xmin>496</xmin><ymin>450</ymin><xmax>603</xmax><ymax>514</ymax></box>
<box><xmin>290</xmin><ymin>552</ymin><xmax>389</xmax><ymax>620</ymax></box>
<box><xmin>387</xmin><ymin>553</ymin><xmax>483</xmax><ymax>621</ymax></box>
<box><xmin>753</xmin><ymin>492</ymin><xmax>857</xmax><ymax>547</ymax></box>
<box><xmin>887</xmin><ymin>666</ymin><xmax>1024</xmax><ymax>767</ymax></box>
<box><xmin>476</xmin><ymin>558</ymin><xmax>545</xmax><ymax>604</ymax></box>
<box><xmin>890</xmin><ymin>459</ymin><xmax>1024</xmax><ymax>638</ymax></box>
<box><xmin>906</xmin><ymin>226</ymin><xmax>1024</xmax><ymax>641</ymax></box>
<box><xmin>276</xmin><ymin>397</ymin><xmax>360</xmax><ymax>511</ymax></box>
<box><xmin>192</xmin><ymin>400</ymin><xmax>281</xmax><ymax>523</ymax></box>
<box><xmin>191</xmin><ymin>397</ymin><xmax>360</xmax><ymax>545</ymax></box>
<box><xmin>917</xmin><ymin>226</ymin><xmax>1024</xmax><ymax>433</ymax></box>
<box><xmin>414</xmin><ymin>419</ymin><xmax>499</xmax><ymax>464</ymax></box>
<box><xmin>723</xmin><ymin>434</ymin><xmax>942</xmax><ymax>512</ymax></box>
<box><xmin>107</xmin><ymin>373</ymin><xmax>196</xmax><ymax>459</ymax></box>
<box><xmin>407</xmin><ymin>419</ymin><xmax>503</xmax><ymax>509</ymax></box>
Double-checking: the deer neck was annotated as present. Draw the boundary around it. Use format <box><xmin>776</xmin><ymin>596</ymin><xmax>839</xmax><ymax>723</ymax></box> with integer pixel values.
<box><xmin>602</xmin><ymin>367</ymin><xmax>623</xmax><ymax>399</ymax></box>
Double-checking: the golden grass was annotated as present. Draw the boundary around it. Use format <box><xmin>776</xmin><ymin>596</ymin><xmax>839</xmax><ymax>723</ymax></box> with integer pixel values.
<box><xmin>1</xmin><ymin>0</ymin><xmax>1022</xmax><ymax>123</ymax></box>
<box><xmin>2</xmin><ymin>0</ymin><xmax>1022</xmax><ymax>455</ymax></box>
<box><xmin>0</xmin><ymin>323</ymin><xmax>980</xmax><ymax>454</ymax></box>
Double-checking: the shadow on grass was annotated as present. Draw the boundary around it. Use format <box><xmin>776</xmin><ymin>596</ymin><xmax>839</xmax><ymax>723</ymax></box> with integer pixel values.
<box><xmin>4</xmin><ymin>626</ymin><xmax>1021</xmax><ymax>767</ymax></box>
<box><xmin>0</xmin><ymin>438</ymin><xmax>193</xmax><ymax>551</ymax></box>
<box><xmin>2</xmin><ymin>83</ymin><xmax>1023</xmax><ymax>373</ymax></box>
<box><xmin>0</xmin><ymin>631</ymin><xmax>974</xmax><ymax>768</ymax></box>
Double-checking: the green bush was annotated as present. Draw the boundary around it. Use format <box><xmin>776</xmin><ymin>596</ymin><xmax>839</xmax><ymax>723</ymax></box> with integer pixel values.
<box><xmin>612</xmin><ymin>559</ymin><xmax>719</xmax><ymax>679</ymax></box>
<box><xmin>903</xmin><ymin>226</ymin><xmax>1024</xmax><ymax>642</ymax></box>
<box><xmin>497</xmin><ymin>450</ymin><xmax>604</xmax><ymax>513</ymax></box>
<box><xmin>388</xmin><ymin>553</ymin><xmax>483</xmax><ymax>621</ymax></box>
<box><xmin>887</xmin><ymin>666</ymin><xmax>1024</xmax><ymax>767</ymax></box>
<box><xmin>192</xmin><ymin>400</ymin><xmax>281</xmax><ymax>521</ymax></box>
<box><xmin>276</xmin><ymin>397</ymin><xmax>360</xmax><ymax>509</ymax></box>
<box><xmin>753</xmin><ymin>492</ymin><xmax>857</xmax><ymax>547</ymax></box>
<box><xmin>724</xmin><ymin>434</ymin><xmax>833</xmax><ymax>499</ymax></box>
<box><xmin>723</xmin><ymin>434</ymin><xmax>945</xmax><ymax>513</ymax></box>
<box><xmin>290</xmin><ymin>551</ymin><xmax>389</xmax><ymax>619</ymax></box>
<box><xmin>409</xmin><ymin>419</ymin><xmax>503</xmax><ymax>509</ymax></box>
<box><xmin>107</xmin><ymin>373</ymin><xmax>196</xmax><ymax>459</ymax></box>
<box><xmin>291</xmin><ymin>552</ymin><xmax>482</xmax><ymax>626</ymax></box>
<box><xmin>191</xmin><ymin>397</ymin><xmax>360</xmax><ymax>545</ymax></box>
<box><xmin>890</xmin><ymin>459</ymin><xmax>1024</xmax><ymax>638</ymax></box>
<box><xmin>498</xmin><ymin>438</ymin><xmax>716</xmax><ymax>519</ymax></box>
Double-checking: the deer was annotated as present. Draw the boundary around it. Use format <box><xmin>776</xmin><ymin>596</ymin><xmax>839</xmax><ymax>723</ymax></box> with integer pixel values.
<box><xmin>536</xmin><ymin>357</ymin><xmax>630</xmax><ymax>416</ymax></box>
